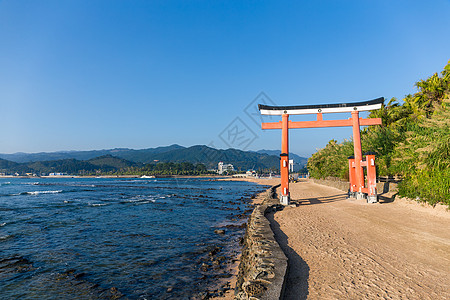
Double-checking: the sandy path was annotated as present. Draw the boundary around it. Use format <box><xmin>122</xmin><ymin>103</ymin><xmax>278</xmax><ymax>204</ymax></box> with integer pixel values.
<box><xmin>269</xmin><ymin>180</ymin><xmax>450</xmax><ymax>299</ymax></box>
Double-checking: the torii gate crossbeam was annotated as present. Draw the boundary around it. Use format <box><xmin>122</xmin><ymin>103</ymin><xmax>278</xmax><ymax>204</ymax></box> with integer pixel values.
<box><xmin>259</xmin><ymin>97</ymin><xmax>384</xmax><ymax>205</ymax></box>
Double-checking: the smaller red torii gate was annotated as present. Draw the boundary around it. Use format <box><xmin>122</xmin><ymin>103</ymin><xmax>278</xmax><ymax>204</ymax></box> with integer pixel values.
<box><xmin>259</xmin><ymin>97</ymin><xmax>384</xmax><ymax>205</ymax></box>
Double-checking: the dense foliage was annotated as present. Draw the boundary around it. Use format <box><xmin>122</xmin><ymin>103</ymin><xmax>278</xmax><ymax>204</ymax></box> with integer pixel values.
<box><xmin>307</xmin><ymin>60</ymin><xmax>450</xmax><ymax>206</ymax></box>
<box><xmin>139</xmin><ymin>162</ymin><xmax>209</xmax><ymax>176</ymax></box>
<box><xmin>0</xmin><ymin>153</ymin><xmax>280</xmax><ymax>175</ymax></box>
<box><xmin>0</xmin><ymin>156</ymin><xmax>212</xmax><ymax>176</ymax></box>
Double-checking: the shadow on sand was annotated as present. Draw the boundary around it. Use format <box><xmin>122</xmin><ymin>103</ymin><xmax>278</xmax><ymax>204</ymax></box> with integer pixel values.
<box><xmin>266</xmin><ymin>211</ymin><xmax>310</xmax><ymax>300</ymax></box>
<box><xmin>377</xmin><ymin>193</ymin><xmax>398</xmax><ymax>204</ymax></box>
<box><xmin>294</xmin><ymin>193</ymin><xmax>347</xmax><ymax>206</ymax></box>
<box><xmin>294</xmin><ymin>192</ymin><xmax>398</xmax><ymax>206</ymax></box>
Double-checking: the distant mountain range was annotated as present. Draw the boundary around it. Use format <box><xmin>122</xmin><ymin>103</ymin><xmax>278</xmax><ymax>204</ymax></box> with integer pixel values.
<box><xmin>0</xmin><ymin>144</ymin><xmax>184</xmax><ymax>163</ymax></box>
<box><xmin>0</xmin><ymin>145</ymin><xmax>308</xmax><ymax>174</ymax></box>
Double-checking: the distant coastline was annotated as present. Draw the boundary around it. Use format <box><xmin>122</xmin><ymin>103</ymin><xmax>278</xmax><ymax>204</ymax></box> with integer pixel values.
<box><xmin>0</xmin><ymin>174</ymin><xmax>229</xmax><ymax>179</ymax></box>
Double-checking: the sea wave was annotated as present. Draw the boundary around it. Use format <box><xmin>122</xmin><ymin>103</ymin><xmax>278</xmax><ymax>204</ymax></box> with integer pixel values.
<box><xmin>90</xmin><ymin>203</ymin><xmax>108</xmax><ymax>207</ymax></box>
<box><xmin>0</xmin><ymin>234</ymin><xmax>13</xmax><ymax>241</ymax></box>
<box><xmin>70</xmin><ymin>184</ymin><xmax>96</xmax><ymax>187</ymax></box>
<box><xmin>135</xmin><ymin>200</ymin><xmax>153</xmax><ymax>205</ymax></box>
<box><xmin>24</xmin><ymin>190</ymin><xmax>63</xmax><ymax>195</ymax></box>
<box><xmin>121</xmin><ymin>195</ymin><xmax>157</xmax><ymax>204</ymax></box>
<box><xmin>0</xmin><ymin>190</ymin><xmax>64</xmax><ymax>197</ymax></box>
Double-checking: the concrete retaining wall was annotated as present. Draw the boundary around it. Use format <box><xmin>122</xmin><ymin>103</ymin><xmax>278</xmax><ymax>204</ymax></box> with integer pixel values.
<box><xmin>235</xmin><ymin>185</ymin><xmax>287</xmax><ymax>300</ymax></box>
<box><xmin>310</xmin><ymin>177</ymin><xmax>398</xmax><ymax>195</ymax></box>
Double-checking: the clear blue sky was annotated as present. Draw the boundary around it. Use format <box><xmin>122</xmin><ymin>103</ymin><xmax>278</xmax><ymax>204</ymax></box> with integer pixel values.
<box><xmin>1</xmin><ymin>0</ymin><xmax>449</xmax><ymax>157</ymax></box>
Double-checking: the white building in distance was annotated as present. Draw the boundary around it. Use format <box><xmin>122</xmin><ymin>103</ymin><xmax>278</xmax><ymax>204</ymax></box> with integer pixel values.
<box><xmin>218</xmin><ymin>162</ymin><xmax>234</xmax><ymax>174</ymax></box>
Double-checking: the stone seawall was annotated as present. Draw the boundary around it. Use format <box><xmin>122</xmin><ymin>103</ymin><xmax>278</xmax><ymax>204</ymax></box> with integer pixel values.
<box><xmin>235</xmin><ymin>185</ymin><xmax>288</xmax><ymax>300</ymax></box>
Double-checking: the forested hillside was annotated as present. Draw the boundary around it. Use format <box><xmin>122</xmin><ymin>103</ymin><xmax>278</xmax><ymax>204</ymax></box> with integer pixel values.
<box><xmin>307</xmin><ymin>61</ymin><xmax>450</xmax><ymax>206</ymax></box>
<box><xmin>0</xmin><ymin>145</ymin><xmax>285</xmax><ymax>175</ymax></box>
<box><xmin>0</xmin><ymin>145</ymin><xmax>282</xmax><ymax>171</ymax></box>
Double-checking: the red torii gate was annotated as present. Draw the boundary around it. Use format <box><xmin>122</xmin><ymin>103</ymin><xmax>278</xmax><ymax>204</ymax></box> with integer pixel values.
<box><xmin>258</xmin><ymin>97</ymin><xmax>384</xmax><ymax>205</ymax></box>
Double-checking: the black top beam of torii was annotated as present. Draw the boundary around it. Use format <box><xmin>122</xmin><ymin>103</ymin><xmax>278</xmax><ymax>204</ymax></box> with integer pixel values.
<box><xmin>258</xmin><ymin>97</ymin><xmax>384</xmax><ymax>115</ymax></box>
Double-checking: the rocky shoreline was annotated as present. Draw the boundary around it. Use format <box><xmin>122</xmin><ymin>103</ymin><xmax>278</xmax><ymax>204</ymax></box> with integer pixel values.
<box><xmin>234</xmin><ymin>184</ymin><xmax>288</xmax><ymax>300</ymax></box>
<box><xmin>203</xmin><ymin>183</ymin><xmax>289</xmax><ymax>300</ymax></box>
<box><xmin>197</xmin><ymin>191</ymin><xmax>263</xmax><ymax>299</ymax></box>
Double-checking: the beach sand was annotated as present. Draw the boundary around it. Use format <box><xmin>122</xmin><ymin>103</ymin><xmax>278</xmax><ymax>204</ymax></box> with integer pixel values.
<box><xmin>215</xmin><ymin>177</ymin><xmax>450</xmax><ymax>299</ymax></box>
<box><xmin>273</xmin><ymin>179</ymin><xmax>450</xmax><ymax>299</ymax></box>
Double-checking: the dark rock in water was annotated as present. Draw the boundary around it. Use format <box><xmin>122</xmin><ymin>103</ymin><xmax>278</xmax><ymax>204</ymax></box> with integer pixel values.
<box><xmin>225</xmin><ymin>223</ymin><xmax>246</xmax><ymax>229</ymax></box>
<box><xmin>214</xmin><ymin>229</ymin><xmax>225</xmax><ymax>235</ymax></box>
<box><xmin>38</xmin><ymin>269</ymin><xmax>127</xmax><ymax>299</ymax></box>
<box><xmin>208</xmin><ymin>246</ymin><xmax>222</xmax><ymax>256</ymax></box>
<box><xmin>105</xmin><ymin>286</ymin><xmax>124</xmax><ymax>300</ymax></box>
<box><xmin>0</xmin><ymin>256</ymin><xmax>34</xmax><ymax>275</ymax></box>
<box><xmin>198</xmin><ymin>291</ymin><xmax>209</xmax><ymax>300</ymax></box>
<box><xmin>216</xmin><ymin>255</ymin><xmax>226</xmax><ymax>262</ymax></box>
<box><xmin>213</xmin><ymin>273</ymin><xmax>232</xmax><ymax>279</ymax></box>
<box><xmin>200</xmin><ymin>263</ymin><xmax>209</xmax><ymax>272</ymax></box>
<box><xmin>63</xmin><ymin>269</ymin><xmax>76</xmax><ymax>275</ymax></box>
<box><xmin>244</xmin><ymin>281</ymin><xmax>267</xmax><ymax>297</ymax></box>
<box><xmin>235</xmin><ymin>213</ymin><xmax>247</xmax><ymax>219</ymax></box>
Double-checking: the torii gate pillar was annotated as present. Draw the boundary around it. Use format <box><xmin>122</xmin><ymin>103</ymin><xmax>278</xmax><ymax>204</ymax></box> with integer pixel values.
<box><xmin>280</xmin><ymin>114</ymin><xmax>290</xmax><ymax>205</ymax></box>
<box><xmin>351</xmin><ymin>111</ymin><xmax>365</xmax><ymax>200</ymax></box>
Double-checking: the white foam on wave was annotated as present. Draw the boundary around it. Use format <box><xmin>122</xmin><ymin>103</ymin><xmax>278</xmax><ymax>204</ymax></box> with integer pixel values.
<box><xmin>0</xmin><ymin>222</ymin><xmax>6</xmax><ymax>227</ymax></box>
<box><xmin>125</xmin><ymin>195</ymin><xmax>157</xmax><ymax>203</ymax></box>
<box><xmin>72</xmin><ymin>184</ymin><xmax>95</xmax><ymax>187</ymax></box>
<box><xmin>0</xmin><ymin>234</ymin><xmax>12</xmax><ymax>240</ymax></box>
<box><xmin>126</xmin><ymin>199</ymin><xmax>153</xmax><ymax>203</ymax></box>
<box><xmin>135</xmin><ymin>200</ymin><xmax>153</xmax><ymax>205</ymax></box>
<box><xmin>124</xmin><ymin>199</ymin><xmax>156</xmax><ymax>204</ymax></box>
<box><xmin>90</xmin><ymin>203</ymin><xmax>107</xmax><ymax>207</ymax></box>
<box><xmin>26</xmin><ymin>190</ymin><xmax>63</xmax><ymax>195</ymax></box>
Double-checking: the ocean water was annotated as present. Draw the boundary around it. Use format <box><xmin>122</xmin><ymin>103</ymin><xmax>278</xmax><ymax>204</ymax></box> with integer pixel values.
<box><xmin>0</xmin><ymin>177</ymin><xmax>267</xmax><ymax>299</ymax></box>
